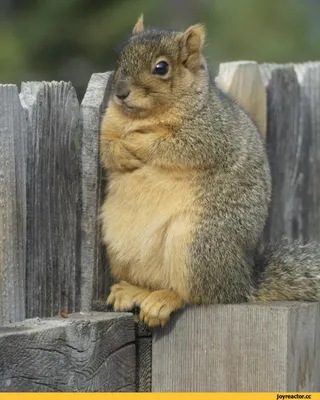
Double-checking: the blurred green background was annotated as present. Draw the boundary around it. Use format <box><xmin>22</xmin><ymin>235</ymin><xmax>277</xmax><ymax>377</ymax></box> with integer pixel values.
<box><xmin>1</xmin><ymin>0</ymin><xmax>319</xmax><ymax>100</ymax></box>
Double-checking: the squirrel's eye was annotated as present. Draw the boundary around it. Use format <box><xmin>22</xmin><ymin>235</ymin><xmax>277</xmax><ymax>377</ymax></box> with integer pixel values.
<box><xmin>153</xmin><ymin>61</ymin><xmax>169</xmax><ymax>76</ymax></box>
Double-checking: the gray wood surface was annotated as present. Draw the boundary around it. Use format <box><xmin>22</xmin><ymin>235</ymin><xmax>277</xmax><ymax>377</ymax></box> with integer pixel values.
<box><xmin>92</xmin><ymin>301</ymin><xmax>152</xmax><ymax>392</ymax></box>
<box><xmin>263</xmin><ymin>66</ymin><xmax>305</xmax><ymax>243</ymax></box>
<box><xmin>152</xmin><ymin>303</ymin><xmax>320</xmax><ymax>392</ymax></box>
<box><xmin>135</xmin><ymin>318</ymin><xmax>152</xmax><ymax>392</ymax></box>
<box><xmin>0</xmin><ymin>312</ymin><xmax>136</xmax><ymax>392</ymax></box>
<box><xmin>263</xmin><ymin>63</ymin><xmax>320</xmax><ymax>243</ymax></box>
<box><xmin>136</xmin><ymin>337</ymin><xmax>152</xmax><ymax>392</ymax></box>
<box><xmin>79</xmin><ymin>72</ymin><xmax>113</xmax><ymax>311</ymax></box>
<box><xmin>295</xmin><ymin>63</ymin><xmax>320</xmax><ymax>241</ymax></box>
<box><xmin>0</xmin><ymin>85</ymin><xmax>27</xmax><ymax>325</ymax></box>
<box><xmin>20</xmin><ymin>81</ymin><xmax>81</xmax><ymax>318</ymax></box>
<box><xmin>259</xmin><ymin>63</ymin><xmax>282</xmax><ymax>86</ymax></box>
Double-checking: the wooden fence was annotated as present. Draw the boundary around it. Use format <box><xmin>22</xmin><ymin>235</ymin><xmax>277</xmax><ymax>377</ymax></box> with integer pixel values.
<box><xmin>0</xmin><ymin>61</ymin><xmax>320</xmax><ymax>392</ymax></box>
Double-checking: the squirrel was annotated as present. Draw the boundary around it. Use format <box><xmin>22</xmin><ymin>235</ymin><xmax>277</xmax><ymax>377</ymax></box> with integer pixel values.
<box><xmin>99</xmin><ymin>15</ymin><xmax>320</xmax><ymax>328</ymax></box>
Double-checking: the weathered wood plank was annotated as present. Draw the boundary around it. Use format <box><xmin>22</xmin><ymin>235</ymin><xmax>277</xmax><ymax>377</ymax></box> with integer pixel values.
<box><xmin>216</xmin><ymin>61</ymin><xmax>267</xmax><ymax>136</ymax></box>
<box><xmin>80</xmin><ymin>72</ymin><xmax>113</xmax><ymax>311</ymax></box>
<box><xmin>262</xmin><ymin>66</ymin><xmax>301</xmax><ymax>243</ymax></box>
<box><xmin>0</xmin><ymin>312</ymin><xmax>136</xmax><ymax>392</ymax></box>
<box><xmin>0</xmin><ymin>84</ymin><xmax>27</xmax><ymax>325</ymax></box>
<box><xmin>263</xmin><ymin>64</ymin><xmax>320</xmax><ymax>244</ymax></box>
<box><xmin>20</xmin><ymin>81</ymin><xmax>81</xmax><ymax>318</ymax></box>
<box><xmin>152</xmin><ymin>303</ymin><xmax>320</xmax><ymax>392</ymax></box>
<box><xmin>294</xmin><ymin>63</ymin><xmax>320</xmax><ymax>241</ymax></box>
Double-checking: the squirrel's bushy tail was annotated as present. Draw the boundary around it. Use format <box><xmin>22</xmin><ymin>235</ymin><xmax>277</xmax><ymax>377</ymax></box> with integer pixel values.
<box><xmin>252</xmin><ymin>239</ymin><xmax>320</xmax><ymax>302</ymax></box>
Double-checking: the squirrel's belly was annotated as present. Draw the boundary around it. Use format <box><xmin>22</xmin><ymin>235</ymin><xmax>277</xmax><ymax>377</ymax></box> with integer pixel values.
<box><xmin>101</xmin><ymin>168</ymin><xmax>200</xmax><ymax>298</ymax></box>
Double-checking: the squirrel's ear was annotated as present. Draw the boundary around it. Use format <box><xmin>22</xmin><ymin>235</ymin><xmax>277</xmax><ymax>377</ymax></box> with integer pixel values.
<box><xmin>133</xmin><ymin>14</ymin><xmax>144</xmax><ymax>34</ymax></box>
<box><xmin>180</xmin><ymin>23</ymin><xmax>206</xmax><ymax>72</ymax></box>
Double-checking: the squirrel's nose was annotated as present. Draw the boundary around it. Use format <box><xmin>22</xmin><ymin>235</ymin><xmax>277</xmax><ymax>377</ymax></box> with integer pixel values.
<box><xmin>115</xmin><ymin>81</ymin><xmax>130</xmax><ymax>100</ymax></box>
<box><xmin>116</xmin><ymin>91</ymin><xmax>130</xmax><ymax>100</ymax></box>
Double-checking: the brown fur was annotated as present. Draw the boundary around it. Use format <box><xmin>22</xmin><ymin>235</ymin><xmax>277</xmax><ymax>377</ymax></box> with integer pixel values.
<box><xmin>100</xmin><ymin>19</ymin><xmax>209</xmax><ymax>326</ymax></box>
<box><xmin>100</xmin><ymin>99</ymin><xmax>201</xmax><ymax>326</ymax></box>
<box><xmin>100</xmin><ymin>17</ymin><xmax>320</xmax><ymax>328</ymax></box>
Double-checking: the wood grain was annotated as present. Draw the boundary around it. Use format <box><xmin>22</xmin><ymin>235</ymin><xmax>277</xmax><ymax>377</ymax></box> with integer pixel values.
<box><xmin>135</xmin><ymin>317</ymin><xmax>152</xmax><ymax>392</ymax></box>
<box><xmin>0</xmin><ymin>85</ymin><xmax>27</xmax><ymax>325</ymax></box>
<box><xmin>152</xmin><ymin>303</ymin><xmax>320</xmax><ymax>392</ymax></box>
<box><xmin>91</xmin><ymin>303</ymin><xmax>152</xmax><ymax>392</ymax></box>
<box><xmin>262</xmin><ymin>64</ymin><xmax>320</xmax><ymax>244</ymax></box>
<box><xmin>263</xmin><ymin>66</ymin><xmax>303</xmax><ymax>243</ymax></box>
<box><xmin>294</xmin><ymin>63</ymin><xmax>320</xmax><ymax>241</ymax></box>
<box><xmin>20</xmin><ymin>81</ymin><xmax>81</xmax><ymax>318</ymax></box>
<box><xmin>0</xmin><ymin>312</ymin><xmax>136</xmax><ymax>392</ymax></box>
<box><xmin>136</xmin><ymin>337</ymin><xmax>152</xmax><ymax>392</ymax></box>
<box><xmin>79</xmin><ymin>72</ymin><xmax>113</xmax><ymax>311</ymax></box>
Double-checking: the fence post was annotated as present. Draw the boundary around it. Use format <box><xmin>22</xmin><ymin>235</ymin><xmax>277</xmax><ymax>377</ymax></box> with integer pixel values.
<box><xmin>262</xmin><ymin>65</ymin><xmax>303</xmax><ymax>243</ymax></box>
<box><xmin>0</xmin><ymin>312</ymin><xmax>136</xmax><ymax>391</ymax></box>
<box><xmin>20</xmin><ymin>81</ymin><xmax>81</xmax><ymax>318</ymax></box>
<box><xmin>262</xmin><ymin>63</ymin><xmax>320</xmax><ymax>244</ymax></box>
<box><xmin>294</xmin><ymin>63</ymin><xmax>320</xmax><ymax>241</ymax></box>
<box><xmin>0</xmin><ymin>85</ymin><xmax>27</xmax><ymax>325</ymax></box>
<box><xmin>152</xmin><ymin>303</ymin><xmax>320</xmax><ymax>391</ymax></box>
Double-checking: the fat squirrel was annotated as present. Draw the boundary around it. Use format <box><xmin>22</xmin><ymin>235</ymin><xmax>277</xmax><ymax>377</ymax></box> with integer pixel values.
<box><xmin>99</xmin><ymin>15</ymin><xmax>320</xmax><ymax>328</ymax></box>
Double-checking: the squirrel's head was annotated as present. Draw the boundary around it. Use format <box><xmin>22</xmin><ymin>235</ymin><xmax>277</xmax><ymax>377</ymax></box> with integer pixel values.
<box><xmin>111</xmin><ymin>15</ymin><xmax>208</xmax><ymax>118</ymax></box>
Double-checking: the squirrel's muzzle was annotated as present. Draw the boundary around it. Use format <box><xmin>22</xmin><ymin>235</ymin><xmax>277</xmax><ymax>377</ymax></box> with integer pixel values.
<box><xmin>115</xmin><ymin>80</ymin><xmax>130</xmax><ymax>100</ymax></box>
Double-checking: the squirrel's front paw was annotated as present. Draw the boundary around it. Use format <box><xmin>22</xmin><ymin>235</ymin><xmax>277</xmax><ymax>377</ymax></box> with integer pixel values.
<box><xmin>106</xmin><ymin>281</ymin><xmax>150</xmax><ymax>311</ymax></box>
<box><xmin>139</xmin><ymin>290</ymin><xmax>184</xmax><ymax>328</ymax></box>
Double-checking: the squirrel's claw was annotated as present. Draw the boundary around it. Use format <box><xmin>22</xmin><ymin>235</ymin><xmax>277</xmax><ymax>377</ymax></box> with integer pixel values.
<box><xmin>106</xmin><ymin>281</ymin><xmax>150</xmax><ymax>312</ymax></box>
<box><xmin>107</xmin><ymin>283</ymin><xmax>184</xmax><ymax>327</ymax></box>
<box><xmin>106</xmin><ymin>283</ymin><xmax>134</xmax><ymax>311</ymax></box>
<box><xmin>139</xmin><ymin>290</ymin><xmax>184</xmax><ymax>328</ymax></box>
